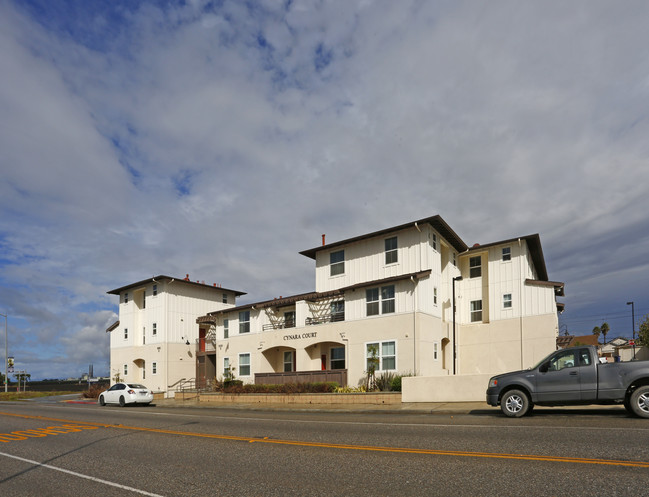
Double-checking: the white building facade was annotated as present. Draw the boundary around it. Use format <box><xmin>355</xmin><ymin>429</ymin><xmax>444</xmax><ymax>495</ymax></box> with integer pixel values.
<box><xmin>197</xmin><ymin>215</ymin><xmax>564</xmax><ymax>395</ymax></box>
<box><xmin>107</xmin><ymin>275</ymin><xmax>245</xmax><ymax>397</ymax></box>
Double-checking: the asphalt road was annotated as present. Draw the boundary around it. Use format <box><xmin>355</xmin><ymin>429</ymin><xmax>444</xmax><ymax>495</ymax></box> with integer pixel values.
<box><xmin>0</xmin><ymin>400</ymin><xmax>648</xmax><ymax>496</ymax></box>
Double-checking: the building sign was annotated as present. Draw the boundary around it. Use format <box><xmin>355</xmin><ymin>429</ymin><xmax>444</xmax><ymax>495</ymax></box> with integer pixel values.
<box><xmin>283</xmin><ymin>331</ymin><xmax>318</xmax><ymax>341</ymax></box>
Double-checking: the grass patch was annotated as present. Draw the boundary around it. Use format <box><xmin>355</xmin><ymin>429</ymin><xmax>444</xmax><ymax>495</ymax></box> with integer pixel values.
<box><xmin>0</xmin><ymin>391</ymin><xmax>78</xmax><ymax>402</ymax></box>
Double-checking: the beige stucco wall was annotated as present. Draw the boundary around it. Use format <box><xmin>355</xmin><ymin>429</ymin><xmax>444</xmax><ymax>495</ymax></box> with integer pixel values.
<box><xmin>402</xmin><ymin>374</ymin><xmax>493</xmax><ymax>402</ymax></box>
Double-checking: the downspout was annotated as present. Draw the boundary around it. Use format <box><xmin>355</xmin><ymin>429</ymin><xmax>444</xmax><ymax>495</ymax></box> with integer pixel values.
<box><xmin>518</xmin><ymin>239</ymin><xmax>524</xmax><ymax>369</ymax></box>
<box><xmin>411</xmin><ymin>275</ymin><xmax>417</xmax><ymax>375</ymax></box>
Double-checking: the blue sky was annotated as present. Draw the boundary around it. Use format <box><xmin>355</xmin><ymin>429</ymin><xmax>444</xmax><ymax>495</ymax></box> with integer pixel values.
<box><xmin>1</xmin><ymin>0</ymin><xmax>648</xmax><ymax>380</ymax></box>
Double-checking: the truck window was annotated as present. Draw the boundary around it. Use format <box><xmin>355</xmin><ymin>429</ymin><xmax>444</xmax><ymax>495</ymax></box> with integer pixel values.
<box><xmin>579</xmin><ymin>349</ymin><xmax>592</xmax><ymax>366</ymax></box>
<box><xmin>549</xmin><ymin>350</ymin><xmax>577</xmax><ymax>371</ymax></box>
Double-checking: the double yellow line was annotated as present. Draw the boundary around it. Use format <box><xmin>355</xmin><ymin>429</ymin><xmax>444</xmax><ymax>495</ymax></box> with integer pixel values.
<box><xmin>2</xmin><ymin>411</ymin><xmax>647</xmax><ymax>468</ymax></box>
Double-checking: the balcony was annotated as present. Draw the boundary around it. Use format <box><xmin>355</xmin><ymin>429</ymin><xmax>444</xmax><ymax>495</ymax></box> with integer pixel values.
<box><xmin>262</xmin><ymin>319</ymin><xmax>296</xmax><ymax>332</ymax></box>
<box><xmin>305</xmin><ymin>312</ymin><xmax>344</xmax><ymax>326</ymax></box>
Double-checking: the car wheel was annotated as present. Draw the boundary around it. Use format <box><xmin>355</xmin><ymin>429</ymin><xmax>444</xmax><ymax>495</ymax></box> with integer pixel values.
<box><xmin>119</xmin><ymin>395</ymin><xmax>126</xmax><ymax>407</ymax></box>
<box><xmin>99</xmin><ymin>395</ymin><xmax>105</xmax><ymax>407</ymax></box>
<box><xmin>500</xmin><ymin>389</ymin><xmax>530</xmax><ymax>418</ymax></box>
<box><xmin>630</xmin><ymin>386</ymin><xmax>649</xmax><ymax>418</ymax></box>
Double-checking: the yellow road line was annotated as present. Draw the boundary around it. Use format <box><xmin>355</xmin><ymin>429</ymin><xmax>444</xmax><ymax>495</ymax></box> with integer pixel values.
<box><xmin>1</xmin><ymin>411</ymin><xmax>647</xmax><ymax>468</ymax></box>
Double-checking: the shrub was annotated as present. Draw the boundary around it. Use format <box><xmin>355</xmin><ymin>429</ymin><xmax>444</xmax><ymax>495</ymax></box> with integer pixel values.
<box><xmin>83</xmin><ymin>383</ymin><xmax>106</xmax><ymax>399</ymax></box>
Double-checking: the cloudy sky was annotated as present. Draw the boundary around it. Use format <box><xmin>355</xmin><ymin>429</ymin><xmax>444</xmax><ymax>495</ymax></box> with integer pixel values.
<box><xmin>1</xmin><ymin>0</ymin><xmax>648</xmax><ymax>380</ymax></box>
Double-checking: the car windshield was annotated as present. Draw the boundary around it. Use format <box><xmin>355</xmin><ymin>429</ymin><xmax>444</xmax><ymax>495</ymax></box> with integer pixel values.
<box><xmin>530</xmin><ymin>350</ymin><xmax>557</xmax><ymax>370</ymax></box>
<box><xmin>127</xmin><ymin>384</ymin><xmax>147</xmax><ymax>389</ymax></box>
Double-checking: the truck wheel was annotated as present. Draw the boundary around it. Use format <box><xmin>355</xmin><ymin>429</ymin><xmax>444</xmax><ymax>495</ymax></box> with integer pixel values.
<box><xmin>500</xmin><ymin>389</ymin><xmax>530</xmax><ymax>418</ymax></box>
<box><xmin>630</xmin><ymin>386</ymin><xmax>649</xmax><ymax>418</ymax></box>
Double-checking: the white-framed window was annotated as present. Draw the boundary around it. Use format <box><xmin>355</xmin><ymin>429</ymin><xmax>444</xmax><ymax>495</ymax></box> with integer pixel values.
<box><xmin>142</xmin><ymin>292</ymin><xmax>146</xmax><ymax>309</ymax></box>
<box><xmin>239</xmin><ymin>353</ymin><xmax>251</xmax><ymax>376</ymax></box>
<box><xmin>385</xmin><ymin>237</ymin><xmax>398</xmax><ymax>265</ymax></box>
<box><xmin>433</xmin><ymin>287</ymin><xmax>438</xmax><ymax>306</ymax></box>
<box><xmin>123</xmin><ymin>364</ymin><xmax>128</xmax><ymax>376</ymax></box>
<box><xmin>223</xmin><ymin>357</ymin><xmax>230</xmax><ymax>376</ymax></box>
<box><xmin>153</xmin><ymin>284</ymin><xmax>158</xmax><ymax>296</ymax></box>
<box><xmin>471</xmin><ymin>300</ymin><xmax>483</xmax><ymax>322</ymax></box>
<box><xmin>331</xmin><ymin>347</ymin><xmax>345</xmax><ymax>369</ymax></box>
<box><xmin>330</xmin><ymin>250</ymin><xmax>345</xmax><ymax>276</ymax></box>
<box><xmin>239</xmin><ymin>311</ymin><xmax>250</xmax><ymax>334</ymax></box>
<box><xmin>366</xmin><ymin>341</ymin><xmax>396</xmax><ymax>371</ymax></box>
<box><xmin>502</xmin><ymin>247</ymin><xmax>511</xmax><ymax>262</ymax></box>
<box><xmin>503</xmin><ymin>293</ymin><xmax>512</xmax><ymax>309</ymax></box>
<box><xmin>284</xmin><ymin>311</ymin><xmax>296</xmax><ymax>328</ymax></box>
<box><xmin>124</xmin><ymin>328</ymin><xmax>128</xmax><ymax>340</ymax></box>
<box><xmin>432</xmin><ymin>233</ymin><xmax>438</xmax><ymax>251</ymax></box>
<box><xmin>152</xmin><ymin>362</ymin><xmax>157</xmax><ymax>374</ymax></box>
<box><xmin>283</xmin><ymin>351</ymin><xmax>294</xmax><ymax>372</ymax></box>
<box><xmin>433</xmin><ymin>342</ymin><xmax>439</xmax><ymax>361</ymax></box>
<box><xmin>124</xmin><ymin>293</ymin><xmax>129</xmax><ymax>304</ymax></box>
<box><xmin>452</xmin><ymin>252</ymin><xmax>456</xmax><ymax>267</ymax></box>
<box><xmin>152</xmin><ymin>323</ymin><xmax>157</xmax><ymax>336</ymax></box>
<box><xmin>142</xmin><ymin>327</ymin><xmax>145</xmax><ymax>345</ymax></box>
<box><xmin>222</xmin><ymin>293</ymin><xmax>228</xmax><ymax>304</ymax></box>
<box><xmin>470</xmin><ymin>256</ymin><xmax>482</xmax><ymax>278</ymax></box>
<box><xmin>366</xmin><ymin>285</ymin><xmax>396</xmax><ymax>316</ymax></box>
<box><xmin>223</xmin><ymin>318</ymin><xmax>229</xmax><ymax>339</ymax></box>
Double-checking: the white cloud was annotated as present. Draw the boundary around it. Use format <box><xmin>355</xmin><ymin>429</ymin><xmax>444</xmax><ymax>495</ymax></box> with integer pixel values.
<box><xmin>1</xmin><ymin>0</ymin><xmax>649</xmax><ymax>378</ymax></box>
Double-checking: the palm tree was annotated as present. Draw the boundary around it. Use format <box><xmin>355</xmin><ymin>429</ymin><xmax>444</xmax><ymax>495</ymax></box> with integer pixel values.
<box><xmin>592</xmin><ymin>326</ymin><xmax>601</xmax><ymax>343</ymax></box>
<box><xmin>600</xmin><ymin>322</ymin><xmax>610</xmax><ymax>344</ymax></box>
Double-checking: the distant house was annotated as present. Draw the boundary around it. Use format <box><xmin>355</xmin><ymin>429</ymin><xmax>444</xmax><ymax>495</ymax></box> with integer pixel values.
<box><xmin>106</xmin><ymin>275</ymin><xmax>245</xmax><ymax>397</ymax></box>
<box><xmin>601</xmin><ymin>337</ymin><xmax>648</xmax><ymax>362</ymax></box>
<box><xmin>557</xmin><ymin>334</ymin><xmax>600</xmax><ymax>349</ymax></box>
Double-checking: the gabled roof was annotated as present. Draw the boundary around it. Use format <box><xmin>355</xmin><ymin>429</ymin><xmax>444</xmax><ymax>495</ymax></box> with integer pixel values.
<box><xmin>468</xmin><ymin>234</ymin><xmax>550</xmax><ymax>281</ymax></box>
<box><xmin>107</xmin><ymin>275</ymin><xmax>246</xmax><ymax>296</ymax></box>
<box><xmin>299</xmin><ymin>215</ymin><xmax>468</xmax><ymax>260</ymax></box>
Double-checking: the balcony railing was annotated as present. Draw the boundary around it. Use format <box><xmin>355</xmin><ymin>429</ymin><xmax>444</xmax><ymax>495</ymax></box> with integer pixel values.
<box><xmin>262</xmin><ymin>320</ymin><xmax>296</xmax><ymax>332</ymax></box>
<box><xmin>305</xmin><ymin>313</ymin><xmax>344</xmax><ymax>326</ymax></box>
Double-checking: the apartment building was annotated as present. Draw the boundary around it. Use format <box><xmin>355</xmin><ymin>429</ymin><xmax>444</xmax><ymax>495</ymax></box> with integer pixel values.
<box><xmin>106</xmin><ymin>275</ymin><xmax>245</xmax><ymax>396</ymax></box>
<box><xmin>196</xmin><ymin>215</ymin><xmax>564</xmax><ymax>390</ymax></box>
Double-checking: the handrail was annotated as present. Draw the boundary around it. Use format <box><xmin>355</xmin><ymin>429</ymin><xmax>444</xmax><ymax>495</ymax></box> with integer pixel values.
<box><xmin>167</xmin><ymin>377</ymin><xmax>186</xmax><ymax>388</ymax></box>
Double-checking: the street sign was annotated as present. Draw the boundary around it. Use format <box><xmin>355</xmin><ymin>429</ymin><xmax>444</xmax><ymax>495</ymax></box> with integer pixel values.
<box><xmin>629</xmin><ymin>340</ymin><xmax>635</xmax><ymax>346</ymax></box>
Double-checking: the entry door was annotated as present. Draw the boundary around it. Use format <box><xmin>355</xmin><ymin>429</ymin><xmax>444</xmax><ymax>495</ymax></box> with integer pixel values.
<box><xmin>199</xmin><ymin>328</ymin><xmax>206</xmax><ymax>352</ymax></box>
<box><xmin>536</xmin><ymin>349</ymin><xmax>580</xmax><ymax>402</ymax></box>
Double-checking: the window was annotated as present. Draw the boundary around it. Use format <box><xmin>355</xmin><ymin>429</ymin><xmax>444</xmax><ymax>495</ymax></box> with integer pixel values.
<box><xmin>239</xmin><ymin>353</ymin><xmax>250</xmax><ymax>376</ymax></box>
<box><xmin>330</xmin><ymin>250</ymin><xmax>344</xmax><ymax>276</ymax></box>
<box><xmin>331</xmin><ymin>347</ymin><xmax>345</xmax><ymax>369</ymax></box>
<box><xmin>284</xmin><ymin>311</ymin><xmax>296</xmax><ymax>328</ymax></box>
<box><xmin>283</xmin><ymin>351</ymin><xmax>294</xmax><ymax>372</ymax></box>
<box><xmin>366</xmin><ymin>288</ymin><xmax>379</xmax><ymax>316</ymax></box>
<box><xmin>152</xmin><ymin>362</ymin><xmax>157</xmax><ymax>374</ymax></box>
<box><xmin>142</xmin><ymin>292</ymin><xmax>146</xmax><ymax>309</ymax></box>
<box><xmin>433</xmin><ymin>342</ymin><xmax>439</xmax><ymax>361</ymax></box>
<box><xmin>471</xmin><ymin>300</ymin><xmax>483</xmax><ymax>322</ymax></box>
<box><xmin>502</xmin><ymin>247</ymin><xmax>511</xmax><ymax>262</ymax></box>
<box><xmin>433</xmin><ymin>287</ymin><xmax>438</xmax><ymax>306</ymax></box>
<box><xmin>381</xmin><ymin>285</ymin><xmax>395</xmax><ymax>314</ymax></box>
<box><xmin>224</xmin><ymin>319</ymin><xmax>229</xmax><ymax>339</ymax></box>
<box><xmin>452</xmin><ymin>252</ymin><xmax>457</xmax><ymax>267</ymax></box>
<box><xmin>385</xmin><ymin>237</ymin><xmax>398</xmax><ymax>264</ymax></box>
<box><xmin>331</xmin><ymin>301</ymin><xmax>345</xmax><ymax>322</ymax></box>
<box><xmin>124</xmin><ymin>328</ymin><xmax>128</xmax><ymax>340</ymax></box>
<box><xmin>432</xmin><ymin>233</ymin><xmax>438</xmax><ymax>251</ymax></box>
<box><xmin>239</xmin><ymin>311</ymin><xmax>250</xmax><ymax>334</ymax></box>
<box><xmin>153</xmin><ymin>284</ymin><xmax>158</xmax><ymax>296</ymax></box>
<box><xmin>123</xmin><ymin>364</ymin><xmax>128</xmax><ymax>376</ymax></box>
<box><xmin>152</xmin><ymin>323</ymin><xmax>157</xmax><ymax>336</ymax></box>
<box><xmin>470</xmin><ymin>256</ymin><xmax>482</xmax><ymax>278</ymax></box>
<box><xmin>579</xmin><ymin>348</ymin><xmax>592</xmax><ymax>366</ymax></box>
<box><xmin>503</xmin><ymin>294</ymin><xmax>512</xmax><ymax>309</ymax></box>
<box><xmin>366</xmin><ymin>285</ymin><xmax>395</xmax><ymax>316</ymax></box>
<box><xmin>124</xmin><ymin>293</ymin><xmax>129</xmax><ymax>304</ymax></box>
<box><xmin>549</xmin><ymin>350</ymin><xmax>577</xmax><ymax>371</ymax></box>
<box><xmin>223</xmin><ymin>357</ymin><xmax>230</xmax><ymax>376</ymax></box>
<box><xmin>366</xmin><ymin>341</ymin><xmax>396</xmax><ymax>372</ymax></box>
<box><xmin>222</xmin><ymin>293</ymin><xmax>228</xmax><ymax>304</ymax></box>
<box><xmin>142</xmin><ymin>327</ymin><xmax>145</xmax><ymax>345</ymax></box>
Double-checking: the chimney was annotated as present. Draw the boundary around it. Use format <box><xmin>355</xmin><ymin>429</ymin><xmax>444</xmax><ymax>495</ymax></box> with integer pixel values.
<box><xmin>184</xmin><ymin>274</ymin><xmax>190</xmax><ymax>281</ymax></box>
<box><xmin>322</xmin><ymin>234</ymin><xmax>326</xmax><ymax>246</ymax></box>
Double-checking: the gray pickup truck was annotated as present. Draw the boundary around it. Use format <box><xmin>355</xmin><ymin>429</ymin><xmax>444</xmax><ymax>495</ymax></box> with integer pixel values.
<box><xmin>486</xmin><ymin>345</ymin><xmax>649</xmax><ymax>417</ymax></box>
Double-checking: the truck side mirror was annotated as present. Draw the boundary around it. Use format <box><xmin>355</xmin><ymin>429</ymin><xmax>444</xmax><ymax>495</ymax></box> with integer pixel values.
<box><xmin>539</xmin><ymin>362</ymin><xmax>549</xmax><ymax>373</ymax></box>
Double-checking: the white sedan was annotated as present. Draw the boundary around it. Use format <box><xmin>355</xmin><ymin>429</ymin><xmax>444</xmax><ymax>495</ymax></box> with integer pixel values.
<box><xmin>98</xmin><ymin>383</ymin><xmax>154</xmax><ymax>407</ymax></box>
